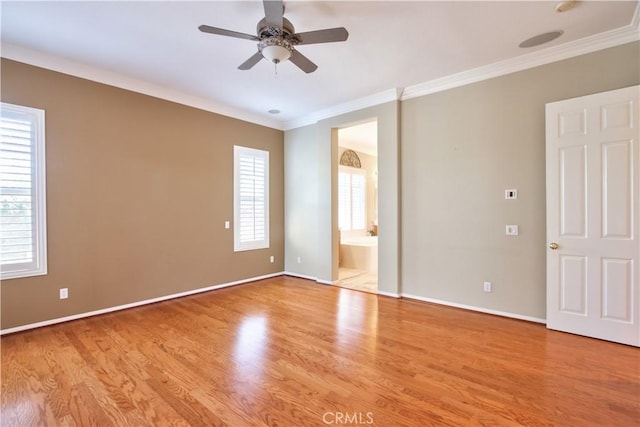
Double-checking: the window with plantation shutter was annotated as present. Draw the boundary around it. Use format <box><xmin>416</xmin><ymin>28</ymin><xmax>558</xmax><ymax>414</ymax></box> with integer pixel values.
<box><xmin>0</xmin><ymin>103</ymin><xmax>47</xmax><ymax>280</ymax></box>
<box><xmin>338</xmin><ymin>172</ymin><xmax>352</xmax><ymax>231</ymax></box>
<box><xmin>234</xmin><ymin>145</ymin><xmax>269</xmax><ymax>251</ymax></box>
<box><xmin>338</xmin><ymin>167</ymin><xmax>366</xmax><ymax>231</ymax></box>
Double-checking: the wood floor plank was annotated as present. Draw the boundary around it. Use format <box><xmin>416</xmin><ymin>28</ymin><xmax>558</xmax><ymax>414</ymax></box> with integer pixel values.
<box><xmin>2</xmin><ymin>276</ymin><xmax>639</xmax><ymax>426</ymax></box>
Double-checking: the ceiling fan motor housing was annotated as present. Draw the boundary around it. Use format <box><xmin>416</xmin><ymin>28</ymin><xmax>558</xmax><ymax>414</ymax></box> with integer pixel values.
<box><xmin>257</xmin><ymin>17</ymin><xmax>297</xmax><ymax>64</ymax></box>
<box><xmin>199</xmin><ymin>0</ymin><xmax>348</xmax><ymax>73</ymax></box>
<box><xmin>257</xmin><ymin>17</ymin><xmax>296</xmax><ymax>40</ymax></box>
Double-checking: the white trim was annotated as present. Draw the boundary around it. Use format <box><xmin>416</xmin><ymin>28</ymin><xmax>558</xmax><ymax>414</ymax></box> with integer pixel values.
<box><xmin>233</xmin><ymin>145</ymin><xmax>270</xmax><ymax>252</ymax></box>
<box><xmin>377</xmin><ymin>290</ymin><xmax>400</xmax><ymax>298</ymax></box>
<box><xmin>401</xmin><ymin>14</ymin><xmax>640</xmax><ymax>101</ymax></box>
<box><xmin>283</xmin><ymin>88</ymin><xmax>400</xmax><ymax>130</ymax></box>
<box><xmin>283</xmin><ymin>271</ymin><xmax>337</xmax><ymax>285</ymax></box>
<box><xmin>0</xmin><ymin>273</ymin><xmax>548</xmax><ymax>335</ymax></box>
<box><xmin>633</xmin><ymin>1</ymin><xmax>640</xmax><ymax>29</ymax></box>
<box><xmin>0</xmin><ymin>102</ymin><xmax>48</xmax><ymax>280</ymax></box>
<box><xmin>288</xmin><ymin>271</ymin><xmax>389</xmax><ymax>289</ymax></box>
<box><xmin>401</xmin><ymin>293</ymin><xmax>547</xmax><ymax>324</ymax></box>
<box><xmin>284</xmin><ymin>271</ymin><xmax>317</xmax><ymax>281</ymax></box>
<box><xmin>0</xmin><ymin>272</ymin><xmax>283</xmax><ymax>335</ymax></box>
<box><xmin>316</xmin><ymin>279</ymin><xmax>338</xmax><ymax>285</ymax></box>
<box><xmin>4</xmin><ymin>8</ymin><xmax>638</xmax><ymax>134</ymax></box>
<box><xmin>1</xmin><ymin>43</ymin><xmax>283</xmax><ymax>131</ymax></box>
<box><xmin>287</xmin><ymin>8</ymin><xmax>639</xmax><ymax>128</ymax></box>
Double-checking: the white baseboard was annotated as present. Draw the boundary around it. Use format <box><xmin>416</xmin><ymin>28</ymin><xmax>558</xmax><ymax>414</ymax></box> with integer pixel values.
<box><xmin>401</xmin><ymin>293</ymin><xmax>547</xmax><ymax>324</ymax></box>
<box><xmin>287</xmin><ymin>272</ymin><xmax>397</xmax><ymax>294</ymax></box>
<box><xmin>377</xmin><ymin>290</ymin><xmax>401</xmax><ymax>298</ymax></box>
<box><xmin>1</xmin><ymin>274</ymin><xmax>546</xmax><ymax>335</ymax></box>
<box><xmin>283</xmin><ymin>271</ymin><xmax>337</xmax><ymax>285</ymax></box>
<box><xmin>283</xmin><ymin>271</ymin><xmax>318</xmax><ymax>282</ymax></box>
<box><xmin>0</xmin><ymin>272</ymin><xmax>284</xmax><ymax>335</ymax></box>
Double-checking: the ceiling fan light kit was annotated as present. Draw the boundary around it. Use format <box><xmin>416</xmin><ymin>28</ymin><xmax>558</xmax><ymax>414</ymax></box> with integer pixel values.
<box><xmin>199</xmin><ymin>0</ymin><xmax>348</xmax><ymax>73</ymax></box>
<box><xmin>259</xmin><ymin>37</ymin><xmax>293</xmax><ymax>64</ymax></box>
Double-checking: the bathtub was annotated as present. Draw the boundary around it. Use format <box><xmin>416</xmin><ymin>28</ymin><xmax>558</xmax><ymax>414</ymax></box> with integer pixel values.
<box><xmin>339</xmin><ymin>235</ymin><xmax>378</xmax><ymax>273</ymax></box>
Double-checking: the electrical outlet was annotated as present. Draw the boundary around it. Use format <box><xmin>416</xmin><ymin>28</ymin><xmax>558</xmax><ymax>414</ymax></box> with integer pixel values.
<box><xmin>505</xmin><ymin>189</ymin><xmax>518</xmax><ymax>199</ymax></box>
<box><xmin>270</xmin><ymin>255</ymin><xmax>274</xmax><ymax>263</ymax></box>
<box><xmin>506</xmin><ymin>225</ymin><xmax>519</xmax><ymax>236</ymax></box>
<box><xmin>483</xmin><ymin>282</ymin><xmax>492</xmax><ymax>293</ymax></box>
<box><xmin>59</xmin><ymin>288</ymin><xmax>68</xmax><ymax>299</ymax></box>
<box><xmin>297</xmin><ymin>256</ymin><xmax>301</xmax><ymax>264</ymax></box>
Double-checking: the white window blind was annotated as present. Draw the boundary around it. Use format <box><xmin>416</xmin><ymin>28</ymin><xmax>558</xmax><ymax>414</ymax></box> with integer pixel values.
<box><xmin>0</xmin><ymin>102</ymin><xmax>47</xmax><ymax>279</ymax></box>
<box><xmin>338</xmin><ymin>167</ymin><xmax>366</xmax><ymax>231</ymax></box>
<box><xmin>351</xmin><ymin>173</ymin><xmax>365</xmax><ymax>230</ymax></box>
<box><xmin>234</xmin><ymin>146</ymin><xmax>269</xmax><ymax>251</ymax></box>
<box><xmin>338</xmin><ymin>172</ymin><xmax>351</xmax><ymax>231</ymax></box>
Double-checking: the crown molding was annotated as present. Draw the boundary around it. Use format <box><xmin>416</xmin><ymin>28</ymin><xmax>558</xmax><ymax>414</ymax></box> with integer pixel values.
<box><xmin>285</xmin><ymin>9</ymin><xmax>639</xmax><ymax>129</ymax></box>
<box><xmin>401</xmin><ymin>8</ymin><xmax>640</xmax><ymax>101</ymax></box>
<box><xmin>1</xmin><ymin>43</ymin><xmax>284</xmax><ymax>130</ymax></box>
<box><xmin>4</xmin><ymin>3</ymin><xmax>638</xmax><ymax>133</ymax></box>
<box><xmin>283</xmin><ymin>88</ymin><xmax>400</xmax><ymax>130</ymax></box>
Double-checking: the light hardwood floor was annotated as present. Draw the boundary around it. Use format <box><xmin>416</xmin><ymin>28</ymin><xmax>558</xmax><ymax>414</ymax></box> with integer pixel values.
<box><xmin>1</xmin><ymin>276</ymin><xmax>639</xmax><ymax>426</ymax></box>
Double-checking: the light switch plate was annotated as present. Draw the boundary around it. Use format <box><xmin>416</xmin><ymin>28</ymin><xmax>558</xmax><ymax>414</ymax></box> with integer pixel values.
<box><xmin>505</xmin><ymin>189</ymin><xmax>518</xmax><ymax>199</ymax></box>
<box><xmin>224</xmin><ymin>221</ymin><xmax>230</xmax><ymax>229</ymax></box>
<box><xmin>506</xmin><ymin>225</ymin><xmax>519</xmax><ymax>236</ymax></box>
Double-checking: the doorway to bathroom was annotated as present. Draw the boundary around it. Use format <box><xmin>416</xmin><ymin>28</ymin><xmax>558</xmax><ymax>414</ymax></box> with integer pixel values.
<box><xmin>336</xmin><ymin>120</ymin><xmax>378</xmax><ymax>293</ymax></box>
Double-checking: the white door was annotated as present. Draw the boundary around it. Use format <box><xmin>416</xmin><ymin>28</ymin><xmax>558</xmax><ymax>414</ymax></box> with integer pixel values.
<box><xmin>546</xmin><ymin>85</ymin><xmax>639</xmax><ymax>347</ymax></box>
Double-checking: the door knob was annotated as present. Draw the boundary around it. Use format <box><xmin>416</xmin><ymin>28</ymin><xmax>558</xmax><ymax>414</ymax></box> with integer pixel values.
<box><xmin>549</xmin><ymin>242</ymin><xmax>559</xmax><ymax>250</ymax></box>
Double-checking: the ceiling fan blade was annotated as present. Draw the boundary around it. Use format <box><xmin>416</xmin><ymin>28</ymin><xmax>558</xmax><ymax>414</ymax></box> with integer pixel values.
<box><xmin>294</xmin><ymin>27</ymin><xmax>349</xmax><ymax>45</ymax></box>
<box><xmin>263</xmin><ymin>0</ymin><xmax>284</xmax><ymax>28</ymax></box>
<box><xmin>289</xmin><ymin>49</ymin><xmax>318</xmax><ymax>74</ymax></box>
<box><xmin>199</xmin><ymin>25</ymin><xmax>259</xmax><ymax>41</ymax></box>
<box><xmin>238</xmin><ymin>52</ymin><xmax>264</xmax><ymax>70</ymax></box>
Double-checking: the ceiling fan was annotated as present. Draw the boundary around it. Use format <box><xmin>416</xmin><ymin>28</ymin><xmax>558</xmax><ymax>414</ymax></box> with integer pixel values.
<box><xmin>199</xmin><ymin>0</ymin><xmax>349</xmax><ymax>73</ymax></box>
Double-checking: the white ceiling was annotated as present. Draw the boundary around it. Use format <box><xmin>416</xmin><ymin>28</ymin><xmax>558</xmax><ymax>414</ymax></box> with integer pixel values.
<box><xmin>338</xmin><ymin>120</ymin><xmax>377</xmax><ymax>156</ymax></box>
<box><xmin>1</xmin><ymin>1</ymin><xmax>638</xmax><ymax>130</ymax></box>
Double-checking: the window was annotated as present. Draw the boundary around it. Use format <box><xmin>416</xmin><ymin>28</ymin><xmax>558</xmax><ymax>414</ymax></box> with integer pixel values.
<box><xmin>0</xmin><ymin>102</ymin><xmax>47</xmax><ymax>279</ymax></box>
<box><xmin>338</xmin><ymin>167</ymin><xmax>366</xmax><ymax>231</ymax></box>
<box><xmin>234</xmin><ymin>145</ymin><xmax>269</xmax><ymax>251</ymax></box>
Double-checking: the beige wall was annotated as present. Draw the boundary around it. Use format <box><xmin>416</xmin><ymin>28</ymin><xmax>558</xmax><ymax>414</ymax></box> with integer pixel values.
<box><xmin>4</xmin><ymin>41</ymin><xmax>636</xmax><ymax>329</ymax></box>
<box><xmin>401</xmin><ymin>41</ymin><xmax>640</xmax><ymax>319</ymax></box>
<box><xmin>284</xmin><ymin>124</ymin><xmax>319</xmax><ymax>279</ymax></box>
<box><xmin>1</xmin><ymin>59</ymin><xmax>284</xmax><ymax>329</ymax></box>
<box><xmin>285</xmin><ymin>102</ymin><xmax>400</xmax><ymax>295</ymax></box>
